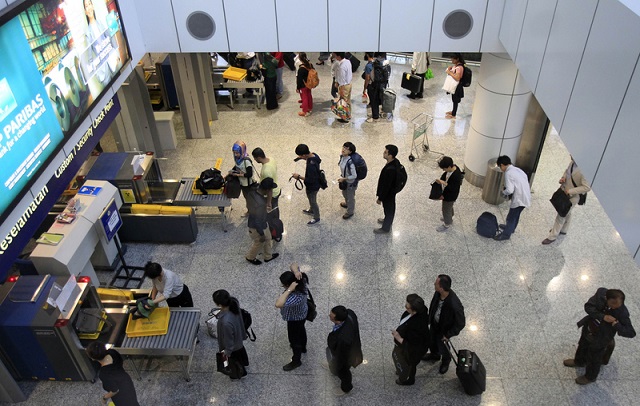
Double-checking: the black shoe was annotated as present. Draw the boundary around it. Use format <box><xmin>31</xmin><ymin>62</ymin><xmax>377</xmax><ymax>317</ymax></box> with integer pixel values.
<box><xmin>337</xmin><ymin>119</ymin><xmax>349</xmax><ymax>123</ymax></box>
<box><xmin>439</xmin><ymin>362</ymin><xmax>450</xmax><ymax>374</ymax></box>
<box><xmin>283</xmin><ymin>361</ymin><xmax>302</xmax><ymax>371</ymax></box>
<box><xmin>494</xmin><ymin>232</ymin><xmax>510</xmax><ymax>241</ymax></box>
<box><xmin>422</xmin><ymin>353</ymin><xmax>441</xmax><ymax>362</ymax></box>
<box><xmin>499</xmin><ymin>224</ymin><xmax>506</xmax><ymax>230</ymax></box>
<box><xmin>416</xmin><ymin>94</ymin><xmax>423</xmax><ymax>99</ymax></box>
<box><xmin>246</xmin><ymin>257</ymin><xmax>262</xmax><ymax>265</ymax></box>
<box><xmin>395</xmin><ymin>378</ymin><xmax>415</xmax><ymax>386</ymax></box>
<box><xmin>264</xmin><ymin>253</ymin><xmax>279</xmax><ymax>263</ymax></box>
<box><xmin>302</xmin><ymin>347</ymin><xmax>307</xmax><ymax>354</ymax></box>
<box><xmin>406</xmin><ymin>94</ymin><xmax>416</xmax><ymax>99</ymax></box>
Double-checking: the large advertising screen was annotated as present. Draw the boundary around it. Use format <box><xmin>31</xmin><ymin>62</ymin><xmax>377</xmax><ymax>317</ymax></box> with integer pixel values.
<box><xmin>0</xmin><ymin>0</ymin><xmax>130</xmax><ymax>223</ymax></box>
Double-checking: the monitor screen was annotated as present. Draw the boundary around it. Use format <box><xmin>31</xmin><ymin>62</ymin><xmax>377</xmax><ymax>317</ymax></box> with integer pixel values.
<box><xmin>99</xmin><ymin>197</ymin><xmax>121</xmax><ymax>242</ymax></box>
<box><xmin>0</xmin><ymin>0</ymin><xmax>130</xmax><ymax>223</ymax></box>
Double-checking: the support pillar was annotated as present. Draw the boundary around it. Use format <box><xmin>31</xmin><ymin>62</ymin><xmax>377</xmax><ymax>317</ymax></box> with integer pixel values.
<box><xmin>169</xmin><ymin>53</ymin><xmax>217</xmax><ymax>139</ymax></box>
<box><xmin>463</xmin><ymin>53</ymin><xmax>532</xmax><ymax>187</ymax></box>
<box><xmin>113</xmin><ymin>65</ymin><xmax>164</xmax><ymax>156</ymax></box>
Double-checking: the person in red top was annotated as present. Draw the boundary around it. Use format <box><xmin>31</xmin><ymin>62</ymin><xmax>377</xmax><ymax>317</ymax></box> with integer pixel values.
<box><xmin>270</xmin><ymin>52</ymin><xmax>285</xmax><ymax>99</ymax></box>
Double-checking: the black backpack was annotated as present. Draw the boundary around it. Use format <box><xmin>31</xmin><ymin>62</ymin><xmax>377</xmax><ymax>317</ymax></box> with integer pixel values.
<box><xmin>372</xmin><ymin>59</ymin><xmax>390</xmax><ymax>85</ymax></box>
<box><xmin>394</xmin><ymin>163</ymin><xmax>408</xmax><ymax>194</ymax></box>
<box><xmin>348</xmin><ymin>153</ymin><xmax>368</xmax><ymax>180</ymax></box>
<box><xmin>197</xmin><ymin>168</ymin><xmax>225</xmax><ymax>194</ymax></box>
<box><xmin>476</xmin><ymin>212</ymin><xmax>498</xmax><ymax>238</ymax></box>
<box><xmin>461</xmin><ymin>65</ymin><xmax>472</xmax><ymax>87</ymax></box>
<box><xmin>224</xmin><ymin>175</ymin><xmax>241</xmax><ymax>198</ymax></box>
<box><xmin>241</xmin><ymin>308</ymin><xmax>256</xmax><ymax>341</ymax></box>
<box><xmin>267</xmin><ymin>207</ymin><xmax>284</xmax><ymax>242</ymax></box>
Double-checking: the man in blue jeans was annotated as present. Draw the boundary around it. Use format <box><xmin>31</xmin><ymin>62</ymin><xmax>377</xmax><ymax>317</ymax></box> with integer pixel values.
<box><xmin>494</xmin><ymin>155</ymin><xmax>531</xmax><ymax>241</ymax></box>
<box><xmin>292</xmin><ymin>144</ymin><xmax>322</xmax><ymax>226</ymax></box>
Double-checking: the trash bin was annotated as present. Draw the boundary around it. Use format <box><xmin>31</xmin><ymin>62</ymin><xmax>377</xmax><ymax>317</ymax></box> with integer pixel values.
<box><xmin>482</xmin><ymin>158</ymin><xmax>506</xmax><ymax>205</ymax></box>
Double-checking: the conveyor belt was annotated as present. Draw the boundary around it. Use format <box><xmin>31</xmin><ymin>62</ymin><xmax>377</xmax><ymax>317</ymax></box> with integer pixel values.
<box><xmin>172</xmin><ymin>179</ymin><xmax>230</xmax><ymax>231</ymax></box>
<box><xmin>116</xmin><ymin>308</ymin><xmax>200</xmax><ymax>381</ymax></box>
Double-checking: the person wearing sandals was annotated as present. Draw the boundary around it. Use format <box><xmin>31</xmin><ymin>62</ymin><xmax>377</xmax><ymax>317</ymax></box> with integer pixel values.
<box><xmin>296</xmin><ymin>53</ymin><xmax>314</xmax><ymax>117</ymax></box>
<box><xmin>213</xmin><ymin>289</ymin><xmax>250</xmax><ymax>380</ymax></box>
<box><xmin>276</xmin><ymin>263</ymin><xmax>309</xmax><ymax>371</ymax></box>
<box><xmin>445</xmin><ymin>53</ymin><xmax>465</xmax><ymax>119</ymax></box>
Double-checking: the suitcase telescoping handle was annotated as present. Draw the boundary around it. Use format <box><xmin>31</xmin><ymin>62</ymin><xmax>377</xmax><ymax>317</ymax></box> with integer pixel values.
<box><xmin>443</xmin><ymin>338</ymin><xmax>460</xmax><ymax>367</ymax></box>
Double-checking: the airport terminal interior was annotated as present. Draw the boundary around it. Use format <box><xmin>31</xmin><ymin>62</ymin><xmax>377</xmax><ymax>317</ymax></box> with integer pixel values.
<box><xmin>3</xmin><ymin>54</ymin><xmax>639</xmax><ymax>405</ymax></box>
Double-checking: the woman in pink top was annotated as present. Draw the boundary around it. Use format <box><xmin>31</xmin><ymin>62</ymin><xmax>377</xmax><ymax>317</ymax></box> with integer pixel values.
<box><xmin>445</xmin><ymin>53</ymin><xmax>465</xmax><ymax>119</ymax></box>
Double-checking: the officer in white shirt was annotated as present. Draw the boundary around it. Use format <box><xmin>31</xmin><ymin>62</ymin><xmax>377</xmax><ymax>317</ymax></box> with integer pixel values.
<box><xmin>494</xmin><ymin>155</ymin><xmax>531</xmax><ymax>241</ymax></box>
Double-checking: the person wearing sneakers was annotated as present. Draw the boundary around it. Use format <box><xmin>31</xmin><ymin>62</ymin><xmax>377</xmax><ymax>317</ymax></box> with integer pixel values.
<box><xmin>542</xmin><ymin>158</ymin><xmax>591</xmax><ymax>245</ymax></box>
<box><xmin>276</xmin><ymin>263</ymin><xmax>309</xmax><ymax>372</ymax></box>
<box><xmin>435</xmin><ymin>156</ymin><xmax>463</xmax><ymax>232</ymax></box>
<box><xmin>338</xmin><ymin>142</ymin><xmax>358</xmax><ymax>219</ymax></box>
<box><xmin>445</xmin><ymin>53</ymin><xmax>465</xmax><ymax>119</ymax></box>
<box><xmin>494</xmin><ymin>155</ymin><xmax>531</xmax><ymax>241</ymax></box>
<box><xmin>296</xmin><ymin>53</ymin><xmax>314</xmax><ymax>117</ymax></box>
<box><xmin>245</xmin><ymin>184</ymin><xmax>279</xmax><ymax>265</ymax></box>
<box><xmin>252</xmin><ymin>147</ymin><xmax>281</xmax><ymax>215</ymax></box>
<box><xmin>375</xmin><ymin>144</ymin><xmax>401</xmax><ymax>234</ymax></box>
<box><xmin>563</xmin><ymin>288</ymin><xmax>635</xmax><ymax>385</ymax></box>
<box><xmin>293</xmin><ymin>144</ymin><xmax>322</xmax><ymax>226</ymax></box>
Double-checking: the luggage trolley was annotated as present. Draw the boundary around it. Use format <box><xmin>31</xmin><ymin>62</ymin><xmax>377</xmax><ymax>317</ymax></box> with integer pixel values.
<box><xmin>408</xmin><ymin>113</ymin><xmax>442</xmax><ymax>162</ymax></box>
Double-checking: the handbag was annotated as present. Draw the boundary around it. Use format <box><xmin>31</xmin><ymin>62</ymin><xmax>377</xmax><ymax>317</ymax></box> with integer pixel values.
<box><xmin>216</xmin><ymin>352</ymin><xmax>230</xmax><ymax>373</ymax></box>
<box><xmin>331</xmin><ymin>98</ymin><xmax>350</xmax><ymax>120</ymax></box>
<box><xmin>442</xmin><ymin>75</ymin><xmax>459</xmax><ymax>94</ymax></box>
<box><xmin>339</xmin><ymin>181</ymin><xmax>347</xmax><ymax>190</ymax></box>
<box><xmin>206</xmin><ymin>308</ymin><xmax>221</xmax><ymax>338</ymax></box>
<box><xmin>306</xmin><ymin>288</ymin><xmax>317</xmax><ymax>322</ymax></box>
<box><xmin>550</xmin><ymin>187</ymin><xmax>572</xmax><ymax>217</ymax></box>
<box><xmin>429</xmin><ymin>181</ymin><xmax>443</xmax><ymax>200</ymax></box>
<box><xmin>425</xmin><ymin>68</ymin><xmax>434</xmax><ymax>80</ymax></box>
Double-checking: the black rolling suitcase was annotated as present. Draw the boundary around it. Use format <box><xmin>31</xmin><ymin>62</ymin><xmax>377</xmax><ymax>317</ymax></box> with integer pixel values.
<box><xmin>401</xmin><ymin>72</ymin><xmax>422</xmax><ymax>94</ymax></box>
<box><xmin>446</xmin><ymin>340</ymin><xmax>486</xmax><ymax>396</ymax></box>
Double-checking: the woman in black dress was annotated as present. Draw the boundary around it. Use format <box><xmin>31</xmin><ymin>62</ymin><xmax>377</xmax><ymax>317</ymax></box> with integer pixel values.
<box><xmin>86</xmin><ymin>342</ymin><xmax>139</xmax><ymax>406</ymax></box>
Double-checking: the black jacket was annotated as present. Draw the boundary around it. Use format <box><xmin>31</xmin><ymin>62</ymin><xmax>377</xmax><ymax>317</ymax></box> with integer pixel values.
<box><xmin>429</xmin><ymin>289</ymin><xmax>465</xmax><ymax>339</ymax></box>
<box><xmin>246</xmin><ymin>188</ymin><xmax>267</xmax><ymax>233</ymax></box>
<box><xmin>376</xmin><ymin>159</ymin><xmax>401</xmax><ymax>201</ymax></box>
<box><xmin>297</xmin><ymin>65</ymin><xmax>310</xmax><ymax>90</ymax></box>
<box><xmin>304</xmin><ymin>154</ymin><xmax>322</xmax><ymax>192</ymax></box>
<box><xmin>577</xmin><ymin>288</ymin><xmax>636</xmax><ymax>346</ymax></box>
<box><xmin>395</xmin><ymin>310</ymin><xmax>430</xmax><ymax>365</ymax></box>
<box><xmin>327</xmin><ymin>309</ymin><xmax>363</xmax><ymax>371</ymax></box>
<box><xmin>441</xmin><ymin>166</ymin><xmax>463</xmax><ymax>202</ymax></box>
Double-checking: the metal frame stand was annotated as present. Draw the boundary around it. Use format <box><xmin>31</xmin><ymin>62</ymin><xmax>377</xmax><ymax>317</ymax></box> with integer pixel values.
<box><xmin>408</xmin><ymin>113</ymin><xmax>443</xmax><ymax>162</ymax></box>
<box><xmin>109</xmin><ymin>236</ymin><xmax>145</xmax><ymax>288</ymax></box>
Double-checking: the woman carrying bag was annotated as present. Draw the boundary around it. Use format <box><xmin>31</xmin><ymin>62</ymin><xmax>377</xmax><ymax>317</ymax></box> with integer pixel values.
<box><xmin>443</xmin><ymin>53</ymin><xmax>465</xmax><ymax>119</ymax></box>
<box><xmin>86</xmin><ymin>342</ymin><xmax>139</xmax><ymax>405</ymax></box>
<box><xmin>276</xmin><ymin>262</ymin><xmax>309</xmax><ymax>371</ymax></box>
<box><xmin>391</xmin><ymin>294</ymin><xmax>430</xmax><ymax>386</ymax></box>
<box><xmin>213</xmin><ymin>289</ymin><xmax>249</xmax><ymax>380</ymax></box>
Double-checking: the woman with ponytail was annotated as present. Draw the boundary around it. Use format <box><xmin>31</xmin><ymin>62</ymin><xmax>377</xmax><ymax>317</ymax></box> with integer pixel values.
<box><xmin>213</xmin><ymin>289</ymin><xmax>249</xmax><ymax>379</ymax></box>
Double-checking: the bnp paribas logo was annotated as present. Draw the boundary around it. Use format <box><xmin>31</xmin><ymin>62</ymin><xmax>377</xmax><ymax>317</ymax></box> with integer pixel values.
<box><xmin>0</xmin><ymin>78</ymin><xmax>18</xmax><ymax>123</ymax></box>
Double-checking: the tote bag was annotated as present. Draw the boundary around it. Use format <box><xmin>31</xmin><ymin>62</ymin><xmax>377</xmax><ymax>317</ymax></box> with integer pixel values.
<box><xmin>550</xmin><ymin>188</ymin><xmax>572</xmax><ymax>217</ymax></box>
<box><xmin>442</xmin><ymin>75</ymin><xmax>459</xmax><ymax>94</ymax></box>
<box><xmin>429</xmin><ymin>181</ymin><xmax>443</xmax><ymax>200</ymax></box>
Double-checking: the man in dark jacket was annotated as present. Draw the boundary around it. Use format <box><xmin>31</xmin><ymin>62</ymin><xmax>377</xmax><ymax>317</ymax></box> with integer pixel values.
<box><xmin>564</xmin><ymin>288</ymin><xmax>635</xmax><ymax>385</ymax></box>
<box><xmin>292</xmin><ymin>144</ymin><xmax>322</xmax><ymax>226</ymax></box>
<box><xmin>435</xmin><ymin>156</ymin><xmax>463</xmax><ymax>232</ymax></box>
<box><xmin>327</xmin><ymin>306</ymin><xmax>363</xmax><ymax>394</ymax></box>
<box><xmin>423</xmin><ymin>274</ymin><xmax>466</xmax><ymax>374</ymax></box>
<box><xmin>375</xmin><ymin>144</ymin><xmax>402</xmax><ymax>234</ymax></box>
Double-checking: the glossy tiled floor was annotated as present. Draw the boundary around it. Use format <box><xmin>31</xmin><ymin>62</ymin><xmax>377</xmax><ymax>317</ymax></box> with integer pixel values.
<box><xmin>7</xmin><ymin>55</ymin><xmax>640</xmax><ymax>405</ymax></box>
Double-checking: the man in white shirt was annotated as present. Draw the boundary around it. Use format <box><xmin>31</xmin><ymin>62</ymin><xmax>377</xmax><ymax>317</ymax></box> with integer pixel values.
<box><xmin>333</xmin><ymin>52</ymin><xmax>353</xmax><ymax>123</ymax></box>
<box><xmin>409</xmin><ymin>52</ymin><xmax>429</xmax><ymax>99</ymax></box>
<box><xmin>494</xmin><ymin>155</ymin><xmax>531</xmax><ymax>241</ymax></box>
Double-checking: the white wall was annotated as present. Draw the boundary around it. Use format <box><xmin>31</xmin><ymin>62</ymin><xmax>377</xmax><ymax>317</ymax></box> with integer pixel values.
<box><xmin>500</xmin><ymin>0</ymin><xmax>640</xmax><ymax>264</ymax></box>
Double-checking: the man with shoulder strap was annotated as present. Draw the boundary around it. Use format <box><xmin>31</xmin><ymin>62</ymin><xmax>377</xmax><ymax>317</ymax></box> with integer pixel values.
<box><xmin>375</xmin><ymin>144</ymin><xmax>401</xmax><ymax>234</ymax></box>
<box><xmin>542</xmin><ymin>158</ymin><xmax>591</xmax><ymax>245</ymax></box>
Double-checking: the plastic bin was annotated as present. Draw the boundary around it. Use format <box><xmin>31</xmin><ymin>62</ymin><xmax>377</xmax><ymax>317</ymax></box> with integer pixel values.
<box><xmin>126</xmin><ymin>307</ymin><xmax>171</xmax><ymax>337</ymax></box>
<box><xmin>223</xmin><ymin>67</ymin><xmax>247</xmax><ymax>81</ymax></box>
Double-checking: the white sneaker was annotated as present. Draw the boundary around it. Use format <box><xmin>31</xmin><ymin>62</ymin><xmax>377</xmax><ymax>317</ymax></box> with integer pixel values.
<box><xmin>436</xmin><ymin>224</ymin><xmax>450</xmax><ymax>232</ymax></box>
<box><xmin>365</xmin><ymin>117</ymin><xmax>379</xmax><ymax>123</ymax></box>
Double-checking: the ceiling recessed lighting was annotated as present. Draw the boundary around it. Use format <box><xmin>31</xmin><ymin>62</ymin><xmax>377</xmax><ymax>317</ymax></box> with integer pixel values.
<box><xmin>336</xmin><ymin>272</ymin><xmax>344</xmax><ymax>280</ymax></box>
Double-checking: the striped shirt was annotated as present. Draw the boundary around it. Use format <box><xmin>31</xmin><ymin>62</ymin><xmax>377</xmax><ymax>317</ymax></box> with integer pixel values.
<box><xmin>280</xmin><ymin>290</ymin><xmax>308</xmax><ymax>321</ymax></box>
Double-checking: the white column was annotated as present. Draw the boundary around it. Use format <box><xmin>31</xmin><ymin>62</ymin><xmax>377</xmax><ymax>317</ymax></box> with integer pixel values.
<box><xmin>464</xmin><ymin>53</ymin><xmax>532</xmax><ymax>187</ymax></box>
